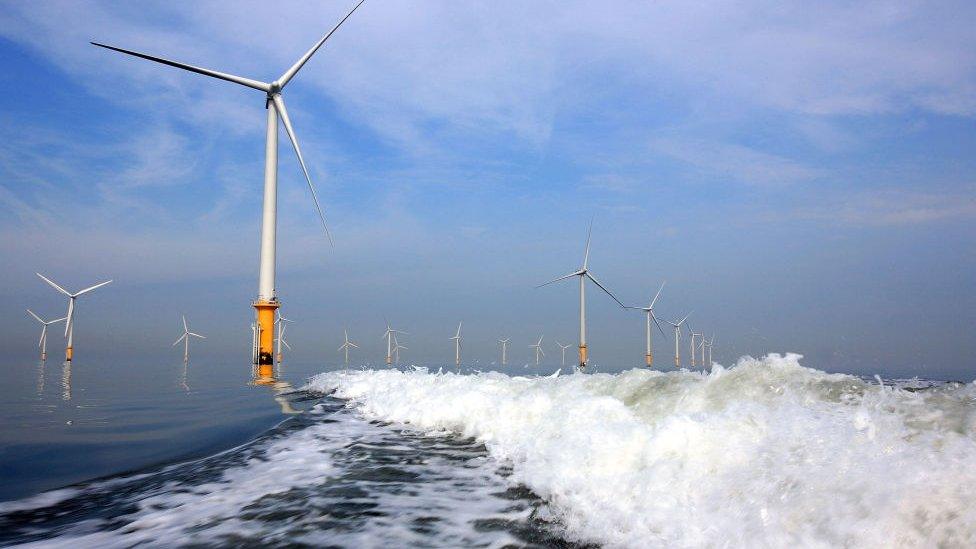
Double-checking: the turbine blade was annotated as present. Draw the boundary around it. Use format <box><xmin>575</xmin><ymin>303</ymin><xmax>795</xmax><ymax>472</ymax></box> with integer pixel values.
<box><xmin>173</xmin><ymin>333</ymin><xmax>187</xmax><ymax>346</ymax></box>
<box><xmin>585</xmin><ymin>272</ymin><xmax>626</xmax><ymax>308</ymax></box>
<box><xmin>26</xmin><ymin>309</ymin><xmax>43</xmax><ymax>323</ymax></box>
<box><xmin>652</xmin><ymin>313</ymin><xmax>668</xmax><ymax>338</ymax></box>
<box><xmin>64</xmin><ymin>299</ymin><xmax>74</xmax><ymax>337</ymax></box>
<box><xmin>90</xmin><ymin>42</ymin><xmax>270</xmax><ymax>92</ymax></box>
<box><xmin>36</xmin><ymin>273</ymin><xmax>71</xmax><ymax>296</ymax></box>
<box><xmin>277</xmin><ymin>0</ymin><xmax>368</xmax><ymax>88</ymax></box>
<box><xmin>679</xmin><ymin>312</ymin><xmax>692</xmax><ymax>325</ymax></box>
<box><xmin>76</xmin><ymin>279</ymin><xmax>113</xmax><ymax>296</ymax></box>
<box><xmin>188</xmin><ymin>333</ymin><xmax>205</xmax><ymax>339</ymax></box>
<box><xmin>582</xmin><ymin>216</ymin><xmax>593</xmax><ymax>270</ymax></box>
<box><xmin>282</xmin><ymin>339</ymin><xmax>292</xmax><ymax>351</ymax></box>
<box><xmin>536</xmin><ymin>271</ymin><xmax>580</xmax><ymax>289</ymax></box>
<box><xmin>350</xmin><ymin>342</ymin><xmax>359</xmax><ymax>348</ymax></box>
<box><xmin>272</xmin><ymin>94</ymin><xmax>333</xmax><ymax>246</ymax></box>
<box><xmin>649</xmin><ymin>281</ymin><xmax>666</xmax><ymax>309</ymax></box>
<box><xmin>182</xmin><ymin>315</ymin><xmax>188</xmax><ymax>333</ymax></box>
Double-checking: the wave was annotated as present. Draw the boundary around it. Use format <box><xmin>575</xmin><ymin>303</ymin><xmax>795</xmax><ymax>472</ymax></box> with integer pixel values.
<box><xmin>307</xmin><ymin>354</ymin><xmax>976</xmax><ymax>548</ymax></box>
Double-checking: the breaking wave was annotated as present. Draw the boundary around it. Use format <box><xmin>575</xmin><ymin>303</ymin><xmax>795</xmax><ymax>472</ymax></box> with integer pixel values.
<box><xmin>308</xmin><ymin>354</ymin><xmax>976</xmax><ymax>547</ymax></box>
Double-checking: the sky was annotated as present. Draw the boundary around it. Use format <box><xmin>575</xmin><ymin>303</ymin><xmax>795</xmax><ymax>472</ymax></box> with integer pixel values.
<box><xmin>1</xmin><ymin>0</ymin><xmax>974</xmax><ymax>380</ymax></box>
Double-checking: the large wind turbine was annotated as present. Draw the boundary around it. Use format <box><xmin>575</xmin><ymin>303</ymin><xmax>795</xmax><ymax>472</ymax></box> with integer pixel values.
<box><xmin>450</xmin><ymin>321</ymin><xmax>463</xmax><ymax>369</ymax></box>
<box><xmin>36</xmin><ymin>273</ymin><xmax>112</xmax><ymax>362</ymax></box>
<box><xmin>529</xmin><ymin>335</ymin><xmax>545</xmax><ymax>365</ymax></box>
<box><xmin>338</xmin><ymin>328</ymin><xmax>359</xmax><ymax>365</ymax></box>
<box><xmin>665</xmin><ymin>313</ymin><xmax>691</xmax><ymax>368</ymax></box>
<box><xmin>173</xmin><ymin>315</ymin><xmax>206</xmax><ymax>363</ymax></box>
<box><xmin>26</xmin><ymin>309</ymin><xmax>67</xmax><ymax>362</ymax></box>
<box><xmin>555</xmin><ymin>341</ymin><xmax>572</xmax><ymax>366</ymax></box>
<box><xmin>91</xmin><ymin>0</ymin><xmax>368</xmax><ymax>376</ymax></box>
<box><xmin>382</xmin><ymin>322</ymin><xmax>406</xmax><ymax>365</ymax></box>
<box><xmin>626</xmin><ymin>281</ymin><xmax>666</xmax><ymax>367</ymax></box>
<box><xmin>498</xmin><ymin>338</ymin><xmax>510</xmax><ymax>365</ymax></box>
<box><xmin>537</xmin><ymin>219</ymin><xmax>625</xmax><ymax>371</ymax></box>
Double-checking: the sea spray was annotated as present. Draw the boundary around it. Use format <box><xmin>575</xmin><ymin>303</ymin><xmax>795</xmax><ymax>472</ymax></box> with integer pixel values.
<box><xmin>307</xmin><ymin>353</ymin><xmax>976</xmax><ymax>548</ymax></box>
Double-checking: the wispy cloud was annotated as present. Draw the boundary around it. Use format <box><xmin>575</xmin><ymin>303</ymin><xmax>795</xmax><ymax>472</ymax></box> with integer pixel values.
<box><xmin>650</xmin><ymin>137</ymin><xmax>819</xmax><ymax>187</ymax></box>
<box><xmin>799</xmin><ymin>188</ymin><xmax>976</xmax><ymax>227</ymax></box>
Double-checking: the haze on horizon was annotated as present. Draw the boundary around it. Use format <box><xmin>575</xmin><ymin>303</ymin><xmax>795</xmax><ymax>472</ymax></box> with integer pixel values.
<box><xmin>1</xmin><ymin>0</ymin><xmax>974</xmax><ymax>380</ymax></box>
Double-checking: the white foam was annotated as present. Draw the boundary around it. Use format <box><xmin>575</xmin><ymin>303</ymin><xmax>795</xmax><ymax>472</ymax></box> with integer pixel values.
<box><xmin>307</xmin><ymin>354</ymin><xmax>976</xmax><ymax>547</ymax></box>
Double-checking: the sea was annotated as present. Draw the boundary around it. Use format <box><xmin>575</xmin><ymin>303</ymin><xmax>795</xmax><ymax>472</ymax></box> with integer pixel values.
<box><xmin>1</xmin><ymin>353</ymin><xmax>974</xmax><ymax>547</ymax></box>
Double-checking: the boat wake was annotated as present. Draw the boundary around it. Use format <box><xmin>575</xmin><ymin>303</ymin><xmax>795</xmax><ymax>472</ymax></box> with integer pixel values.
<box><xmin>308</xmin><ymin>353</ymin><xmax>976</xmax><ymax>547</ymax></box>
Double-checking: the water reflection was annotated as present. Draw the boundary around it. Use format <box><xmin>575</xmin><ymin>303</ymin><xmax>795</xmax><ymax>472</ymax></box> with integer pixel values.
<box><xmin>251</xmin><ymin>366</ymin><xmax>301</xmax><ymax>415</ymax></box>
<box><xmin>61</xmin><ymin>362</ymin><xmax>71</xmax><ymax>401</ymax></box>
<box><xmin>180</xmin><ymin>361</ymin><xmax>190</xmax><ymax>392</ymax></box>
<box><xmin>36</xmin><ymin>361</ymin><xmax>45</xmax><ymax>397</ymax></box>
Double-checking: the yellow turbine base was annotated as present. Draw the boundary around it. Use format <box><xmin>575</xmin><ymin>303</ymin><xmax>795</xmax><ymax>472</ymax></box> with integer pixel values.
<box><xmin>65</xmin><ymin>346</ymin><xmax>73</xmax><ymax>362</ymax></box>
<box><xmin>386</xmin><ymin>356</ymin><xmax>392</xmax><ymax>365</ymax></box>
<box><xmin>645</xmin><ymin>353</ymin><xmax>652</xmax><ymax>366</ymax></box>
<box><xmin>253</xmin><ymin>299</ymin><xmax>279</xmax><ymax>366</ymax></box>
<box><xmin>578</xmin><ymin>345</ymin><xmax>588</xmax><ymax>368</ymax></box>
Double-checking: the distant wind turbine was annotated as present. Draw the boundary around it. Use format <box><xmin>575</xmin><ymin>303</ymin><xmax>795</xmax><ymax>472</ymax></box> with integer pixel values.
<box><xmin>173</xmin><ymin>315</ymin><xmax>206</xmax><ymax>363</ymax></box>
<box><xmin>392</xmin><ymin>333</ymin><xmax>407</xmax><ymax>364</ymax></box>
<box><xmin>36</xmin><ymin>273</ymin><xmax>112</xmax><ymax>362</ymax></box>
<box><xmin>275</xmin><ymin>313</ymin><xmax>293</xmax><ymax>364</ymax></box>
<box><xmin>626</xmin><ymin>281</ymin><xmax>666</xmax><ymax>367</ymax></box>
<box><xmin>665</xmin><ymin>313</ymin><xmax>691</xmax><ymax>368</ymax></box>
<box><xmin>338</xmin><ymin>328</ymin><xmax>359</xmax><ymax>365</ymax></box>
<box><xmin>450</xmin><ymin>321</ymin><xmax>463</xmax><ymax>369</ymax></box>
<box><xmin>555</xmin><ymin>341</ymin><xmax>572</xmax><ymax>366</ymax></box>
<box><xmin>382</xmin><ymin>321</ymin><xmax>407</xmax><ymax>365</ymax></box>
<box><xmin>687</xmin><ymin>324</ymin><xmax>703</xmax><ymax>368</ymax></box>
<box><xmin>529</xmin><ymin>335</ymin><xmax>545</xmax><ymax>365</ymax></box>
<box><xmin>26</xmin><ymin>309</ymin><xmax>67</xmax><ymax>362</ymax></box>
<box><xmin>537</xmin><ymin>218</ymin><xmax>625</xmax><ymax>371</ymax></box>
<box><xmin>275</xmin><ymin>323</ymin><xmax>292</xmax><ymax>364</ymax></box>
<box><xmin>92</xmin><ymin>0</ymin><xmax>368</xmax><ymax>372</ymax></box>
<box><xmin>705</xmin><ymin>334</ymin><xmax>715</xmax><ymax>368</ymax></box>
<box><xmin>498</xmin><ymin>338</ymin><xmax>510</xmax><ymax>365</ymax></box>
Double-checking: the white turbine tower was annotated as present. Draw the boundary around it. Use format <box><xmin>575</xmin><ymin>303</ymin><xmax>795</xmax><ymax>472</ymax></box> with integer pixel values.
<box><xmin>382</xmin><ymin>322</ymin><xmax>406</xmax><ymax>365</ymax></box>
<box><xmin>338</xmin><ymin>328</ymin><xmax>359</xmax><ymax>365</ymax></box>
<box><xmin>555</xmin><ymin>341</ymin><xmax>572</xmax><ymax>366</ymax></box>
<box><xmin>450</xmin><ymin>321</ymin><xmax>463</xmax><ymax>369</ymax></box>
<box><xmin>173</xmin><ymin>315</ymin><xmax>206</xmax><ymax>363</ymax></box>
<box><xmin>498</xmin><ymin>338</ymin><xmax>510</xmax><ymax>365</ymax></box>
<box><xmin>537</xmin><ymin>219</ymin><xmax>625</xmax><ymax>371</ymax></box>
<box><xmin>26</xmin><ymin>309</ymin><xmax>67</xmax><ymax>362</ymax></box>
<box><xmin>36</xmin><ymin>273</ymin><xmax>112</xmax><ymax>362</ymax></box>
<box><xmin>92</xmin><ymin>0</ymin><xmax>368</xmax><ymax>373</ymax></box>
<box><xmin>665</xmin><ymin>313</ymin><xmax>691</xmax><ymax>368</ymax></box>
<box><xmin>529</xmin><ymin>335</ymin><xmax>545</xmax><ymax>365</ymax></box>
<box><xmin>626</xmin><ymin>281</ymin><xmax>666</xmax><ymax>367</ymax></box>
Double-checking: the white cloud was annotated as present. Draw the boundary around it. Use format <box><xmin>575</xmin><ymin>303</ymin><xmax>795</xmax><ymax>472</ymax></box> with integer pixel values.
<box><xmin>650</xmin><ymin>137</ymin><xmax>819</xmax><ymax>187</ymax></box>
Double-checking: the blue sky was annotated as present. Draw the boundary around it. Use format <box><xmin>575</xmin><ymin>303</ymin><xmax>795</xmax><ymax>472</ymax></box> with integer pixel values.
<box><xmin>1</xmin><ymin>0</ymin><xmax>974</xmax><ymax>379</ymax></box>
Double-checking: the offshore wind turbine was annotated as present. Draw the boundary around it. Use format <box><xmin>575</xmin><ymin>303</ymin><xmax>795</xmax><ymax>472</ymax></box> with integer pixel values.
<box><xmin>537</xmin><ymin>219</ymin><xmax>625</xmax><ymax>371</ymax></box>
<box><xmin>26</xmin><ymin>309</ymin><xmax>67</xmax><ymax>362</ymax></box>
<box><xmin>173</xmin><ymin>315</ymin><xmax>206</xmax><ymax>363</ymax></box>
<box><xmin>392</xmin><ymin>333</ymin><xmax>407</xmax><ymax>365</ymax></box>
<box><xmin>382</xmin><ymin>322</ymin><xmax>406</xmax><ymax>365</ymax></box>
<box><xmin>626</xmin><ymin>281</ymin><xmax>666</xmax><ymax>367</ymax></box>
<box><xmin>91</xmin><ymin>0</ymin><xmax>368</xmax><ymax>376</ymax></box>
<box><xmin>687</xmin><ymin>325</ymin><xmax>703</xmax><ymax>368</ymax></box>
<box><xmin>498</xmin><ymin>338</ymin><xmax>510</xmax><ymax>365</ymax></box>
<box><xmin>275</xmin><ymin>322</ymin><xmax>292</xmax><ymax>364</ymax></box>
<box><xmin>36</xmin><ymin>274</ymin><xmax>112</xmax><ymax>362</ymax></box>
<box><xmin>529</xmin><ymin>335</ymin><xmax>545</xmax><ymax>365</ymax></box>
<box><xmin>665</xmin><ymin>313</ymin><xmax>691</xmax><ymax>368</ymax></box>
<box><xmin>450</xmin><ymin>321</ymin><xmax>463</xmax><ymax>369</ymax></box>
<box><xmin>705</xmin><ymin>335</ymin><xmax>715</xmax><ymax>368</ymax></box>
<box><xmin>274</xmin><ymin>313</ymin><xmax>293</xmax><ymax>363</ymax></box>
<box><xmin>555</xmin><ymin>341</ymin><xmax>572</xmax><ymax>366</ymax></box>
<box><xmin>338</xmin><ymin>328</ymin><xmax>359</xmax><ymax>365</ymax></box>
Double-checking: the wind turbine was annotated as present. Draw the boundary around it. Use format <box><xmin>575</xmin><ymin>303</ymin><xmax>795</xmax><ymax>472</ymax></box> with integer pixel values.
<box><xmin>705</xmin><ymin>334</ymin><xmax>715</xmax><ymax>368</ymax></box>
<box><xmin>665</xmin><ymin>313</ymin><xmax>691</xmax><ymax>368</ymax></box>
<box><xmin>26</xmin><ymin>309</ymin><xmax>67</xmax><ymax>362</ymax></box>
<box><xmin>382</xmin><ymin>321</ymin><xmax>406</xmax><ymax>365</ymax></box>
<box><xmin>274</xmin><ymin>313</ymin><xmax>293</xmax><ymax>363</ymax></box>
<box><xmin>173</xmin><ymin>315</ymin><xmax>206</xmax><ymax>363</ymax></box>
<box><xmin>91</xmin><ymin>0</ymin><xmax>368</xmax><ymax>375</ymax></box>
<box><xmin>275</xmin><ymin>322</ymin><xmax>292</xmax><ymax>364</ymax></box>
<box><xmin>537</xmin><ymin>219</ymin><xmax>625</xmax><ymax>371</ymax></box>
<box><xmin>626</xmin><ymin>281</ymin><xmax>666</xmax><ymax>367</ymax></box>
<box><xmin>36</xmin><ymin>273</ymin><xmax>112</xmax><ymax>362</ymax></box>
<box><xmin>392</xmin><ymin>333</ymin><xmax>407</xmax><ymax>365</ymax></box>
<box><xmin>687</xmin><ymin>324</ymin><xmax>703</xmax><ymax>368</ymax></box>
<box><xmin>498</xmin><ymin>338</ymin><xmax>510</xmax><ymax>365</ymax></box>
<box><xmin>450</xmin><ymin>321</ymin><xmax>463</xmax><ymax>369</ymax></box>
<box><xmin>555</xmin><ymin>341</ymin><xmax>572</xmax><ymax>366</ymax></box>
<box><xmin>338</xmin><ymin>328</ymin><xmax>359</xmax><ymax>365</ymax></box>
<box><xmin>529</xmin><ymin>335</ymin><xmax>545</xmax><ymax>365</ymax></box>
